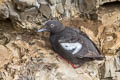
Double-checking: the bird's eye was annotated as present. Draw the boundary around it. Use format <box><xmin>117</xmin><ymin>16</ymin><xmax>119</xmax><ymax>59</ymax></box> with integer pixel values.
<box><xmin>50</xmin><ymin>24</ymin><xmax>55</xmax><ymax>28</ymax></box>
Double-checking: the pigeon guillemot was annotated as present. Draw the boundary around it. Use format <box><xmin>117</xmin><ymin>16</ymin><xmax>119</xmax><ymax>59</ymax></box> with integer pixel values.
<box><xmin>37</xmin><ymin>20</ymin><xmax>104</xmax><ymax>68</ymax></box>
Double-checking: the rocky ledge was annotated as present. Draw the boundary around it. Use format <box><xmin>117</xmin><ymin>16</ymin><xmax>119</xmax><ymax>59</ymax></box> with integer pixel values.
<box><xmin>0</xmin><ymin>0</ymin><xmax>120</xmax><ymax>80</ymax></box>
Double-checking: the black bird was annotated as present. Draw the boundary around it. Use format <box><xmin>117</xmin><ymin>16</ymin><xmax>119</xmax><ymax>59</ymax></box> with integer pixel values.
<box><xmin>37</xmin><ymin>20</ymin><xmax>104</xmax><ymax>68</ymax></box>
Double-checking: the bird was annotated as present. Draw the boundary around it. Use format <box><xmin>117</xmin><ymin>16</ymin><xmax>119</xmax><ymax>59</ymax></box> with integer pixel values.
<box><xmin>37</xmin><ymin>20</ymin><xmax>104</xmax><ymax>68</ymax></box>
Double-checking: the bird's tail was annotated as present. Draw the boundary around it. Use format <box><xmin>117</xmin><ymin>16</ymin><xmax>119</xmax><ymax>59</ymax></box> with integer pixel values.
<box><xmin>94</xmin><ymin>55</ymin><xmax>105</xmax><ymax>60</ymax></box>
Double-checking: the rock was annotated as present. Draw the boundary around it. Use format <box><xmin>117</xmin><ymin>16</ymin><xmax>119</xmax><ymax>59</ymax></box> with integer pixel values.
<box><xmin>47</xmin><ymin>0</ymin><xmax>61</xmax><ymax>5</ymax></box>
<box><xmin>78</xmin><ymin>0</ymin><xmax>97</xmax><ymax>19</ymax></box>
<box><xmin>100</xmin><ymin>55</ymin><xmax>120</xmax><ymax>80</ymax></box>
<box><xmin>0</xmin><ymin>45</ymin><xmax>11</xmax><ymax>68</ymax></box>
<box><xmin>0</xmin><ymin>70</ymin><xmax>13</xmax><ymax>80</ymax></box>
<box><xmin>64</xmin><ymin>0</ymin><xmax>71</xmax><ymax>18</ymax></box>
<box><xmin>0</xmin><ymin>33</ymin><xmax>10</xmax><ymax>45</ymax></box>
<box><xmin>6</xmin><ymin>42</ymin><xmax>21</xmax><ymax>59</ymax></box>
<box><xmin>0</xmin><ymin>33</ymin><xmax>8</xmax><ymax>45</ymax></box>
<box><xmin>98</xmin><ymin>6</ymin><xmax>120</xmax><ymax>55</ymax></box>
<box><xmin>20</xmin><ymin>7</ymin><xmax>39</xmax><ymax>22</ymax></box>
<box><xmin>0</xmin><ymin>0</ymin><xmax>120</xmax><ymax>30</ymax></box>
<box><xmin>97</xmin><ymin>0</ymin><xmax>120</xmax><ymax>6</ymax></box>
<box><xmin>6</xmin><ymin>1</ymin><xmax>22</xmax><ymax>30</ymax></box>
<box><xmin>78</xmin><ymin>0</ymin><xmax>96</xmax><ymax>13</ymax></box>
<box><xmin>13</xmin><ymin>0</ymin><xmax>40</xmax><ymax>11</ymax></box>
<box><xmin>19</xmin><ymin>7</ymin><xmax>41</xmax><ymax>29</ymax></box>
<box><xmin>65</xmin><ymin>0</ymin><xmax>71</xmax><ymax>9</ymax></box>
<box><xmin>0</xmin><ymin>3</ymin><xmax>9</xmax><ymax>20</ymax></box>
<box><xmin>38</xmin><ymin>0</ymin><xmax>48</xmax><ymax>4</ymax></box>
<box><xmin>97</xmin><ymin>4</ymin><xmax>120</xmax><ymax>80</ymax></box>
<box><xmin>39</xmin><ymin>4</ymin><xmax>51</xmax><ymax>19</ymax></box>
<box><xmin>0</xmin><ymin>0</ymin><xmax>119</xmax><ymax>30</ymax></box>
<box><xmin>115</xmin><ymin>50</ymin><xmax>120</xmax><ymax>70</ymax></box>
<box><xmin>56</xmin><ymin>3</ymin><xmax>64</xmax><ymax>14</ymax></box>
<box><xmin>6</xmin><ymin>0</ymin><xmax>40</xmax><ymax>29</ymax></box>
<box><xmin>104</xmin><ymin>56</ymin><xmax>116</xmax><ymax>78</ymax></box>
<box><xmin>49</xmin><ymin>4</ymin><xmax>57</xmax><ymax>17</ymax></box>
<box><xmin>0</xmin><ymin>0</ymin><xmax>120</xmax><ymax>80</ymax></box>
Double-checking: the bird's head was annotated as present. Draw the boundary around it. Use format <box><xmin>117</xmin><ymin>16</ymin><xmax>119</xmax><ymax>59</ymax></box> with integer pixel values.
<box><xmin>37</xmin><ymin>20</ymin><xmax>65</xmax><ymax>34</ymax></box>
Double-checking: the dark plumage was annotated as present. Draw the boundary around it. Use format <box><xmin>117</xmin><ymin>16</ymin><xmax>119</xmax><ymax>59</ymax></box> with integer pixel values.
<box><xmin>37</xmin><ymin>20</ymin><xmax>104</xmax><ymax>68</ymax></box>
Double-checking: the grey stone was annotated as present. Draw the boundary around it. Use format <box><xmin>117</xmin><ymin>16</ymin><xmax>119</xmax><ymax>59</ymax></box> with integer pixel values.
<box><xmin>37</xmin><ymin>0</ymin><xmax>48</xmax><ymax>4</ymax></box>
<box><xmin>65</xmin><ymin>0</ymin><xmax>72</xmax><ymax>8</ymax></box>
<box><xmin>0</xmin><ymin>3</ymin><xmax>9</xmax><ymax>20</ymax></box>
<box><xmin>49</xmin><ymin>4</ymin><xmax>56</xmax><ymax>17</ymax></box>
<box><xmin>64</xmin><ymin>9</ymin><xmax>70</xmax><ymax>18</ymax></box>
<box><xmin>56</xmin><ymin>3</ymin><xmax>64</xmax><ymax>14</ymax></box>
<box><xmin>78</xmin><ymin>0</ymin><xmax>96</xmax><ymax>13</ymax></box>
<box><xmin>20</xmin><ymin>7</ymin><xmax>42</xmax><ymax>25</ymax></box>
<box><xmin>6</xmin><ymin>1</ymin><xmax>21</xmax><ymax>21</ymax></box>
<box><xmin>13</xmin><ymin>0</ymin><xmax>40</xmax><ymax>11</ymax></box>
<box><xmin>77</xmin><ymin>0</ymin><xmax>97</xmax><ymax>19</ymax></box>
<box><xmin>55</xmin><ymin>0</ymin><xmax>62</xmax><ymax>4</ymax></box>
<box><xmin>0</xmin><ymin>33</ymin><xmax>8</xmax><ymax>45</ymax></box>
<box><xmin>64</xmin><ymin>0</ymin><xmax>71</xmax><ymax>17</ymax></box>
<box><xmin>6</xmin><ymin>43</ymin><xmax>21</xmax><ymax>59</ymax></box>
<box><xmin>100</xmin><ymin>55</ymin><xmax>120</xmax><ymax>80</ymax></box>
<box><xmin>97</xmin><ymin>0</ymin><xmax>119</xmax><ymax>6</ymax></box>
<box><xmin>20</xmin><ymin>7</ymin><xmax>38</xmax><ymax>21</ymax></box>
<box><xmin>61</xmin><ymin>0</ymin><xmax>66</xmax><ymax>6</ymax></box>
<box><xmin>39</xmin><ymin>4</ymin><xmax>51</xmax><ymax>18</ymax></box>
<box><xmin>115</xmin><ymin>51</ymin><xmax>120</xmax><ymax>71</ymax></box>
<box><xmin>47</xmin><ymin>0</ymin><xmax>61</xmax><ymax>5</ymax></box>
<box><xmin>47</xmin><ymin>0</ymin><xmax>56</xmax><ymax>5</ymax></box>
<box><xmin>3</xmin><ymin>0</ymin><xmax>120</xmax><ymax>30</ymax></box>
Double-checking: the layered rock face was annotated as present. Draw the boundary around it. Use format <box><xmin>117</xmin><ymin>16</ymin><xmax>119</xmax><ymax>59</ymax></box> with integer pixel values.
<box><xmin>0</xmin><ymin>0</ymin><xmax>119</xmax><ymax>29</ymax></box>
<box><xmin>0</xmin><ymin>0</ymin><xmax>120</xmax><ymax>80</ymax></box>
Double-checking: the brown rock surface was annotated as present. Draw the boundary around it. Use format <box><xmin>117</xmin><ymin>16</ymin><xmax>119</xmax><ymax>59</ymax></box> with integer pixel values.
<box><xmin>0</xmin><ymin>0</ymin><xmax>120</xmax><ymax>80</ymax></box>
<box><xmin>0</xmin><ymin>45</ymin><xmax>11</xmax><ymax>68</ymax></box>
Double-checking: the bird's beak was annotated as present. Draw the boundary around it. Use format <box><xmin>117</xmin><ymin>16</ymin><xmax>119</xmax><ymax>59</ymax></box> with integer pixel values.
<box><xmin>37</xmin><ymin>28</ymin><xmax>47</xmax><ymax>32</ymax></box>
<box><xmin>37</xmin><ymin>25</ymin><xmax>48</xmax><ymax>32</ymax></box>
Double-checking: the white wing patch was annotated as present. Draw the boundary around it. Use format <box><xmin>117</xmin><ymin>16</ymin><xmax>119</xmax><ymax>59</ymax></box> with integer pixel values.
<box><xmin>60</xmin><ymin>42</ymin><xmax>82</xmax><ymax>54</ymax></box>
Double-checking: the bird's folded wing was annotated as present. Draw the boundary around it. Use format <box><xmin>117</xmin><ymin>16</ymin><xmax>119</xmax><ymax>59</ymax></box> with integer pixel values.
<box><xmin>60</xmin><ymin>42</ymin><xmax>83</xmax><ymax>55</ymax></box>
<box><xmin>75</xmin><ymin>35</ymin><xmax>104</xmax><ymax>59</ymax></box>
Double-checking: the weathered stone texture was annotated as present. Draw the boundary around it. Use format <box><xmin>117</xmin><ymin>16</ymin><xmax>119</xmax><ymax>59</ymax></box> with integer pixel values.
<box><xmin>0</xmin><ymin>0</ymin><xmax>119</xmax><ymax>29</ymax></box>
<box><xmin>0</xmin><ymin>0</ymin><xmax>120</xmax><ymax>80</ymax></box>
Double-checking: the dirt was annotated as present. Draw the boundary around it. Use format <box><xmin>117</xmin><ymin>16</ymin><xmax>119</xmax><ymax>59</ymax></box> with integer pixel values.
<box><xmin>0</xmin><ymin>2</ymin><xmax>120</xmax><ymax>80</ymax></box>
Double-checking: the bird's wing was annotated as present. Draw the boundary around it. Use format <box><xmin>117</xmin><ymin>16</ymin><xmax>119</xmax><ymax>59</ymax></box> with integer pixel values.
<box><xmin>58</xmin><ymin>28</ymin><xmax>83</xmax><ymax>55</ymax></box>
<box><xmin>70</xmin><ymin>27</ymin><xmax>104</xmax><ymax>59</ymax></box>
<box><xmin>57</xmin><ymin>27</ymin><xmax>104</xmax><ymax>60</ymax></box>
<box><xmin>75</xmin><ymin>34</ymin><xmax>104</xmax><ymax>60</ymax></box>
<box><xmin>60</xmin><ymin>42</ymin><xmax>82</xmax><ymax>55</ymax></box>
